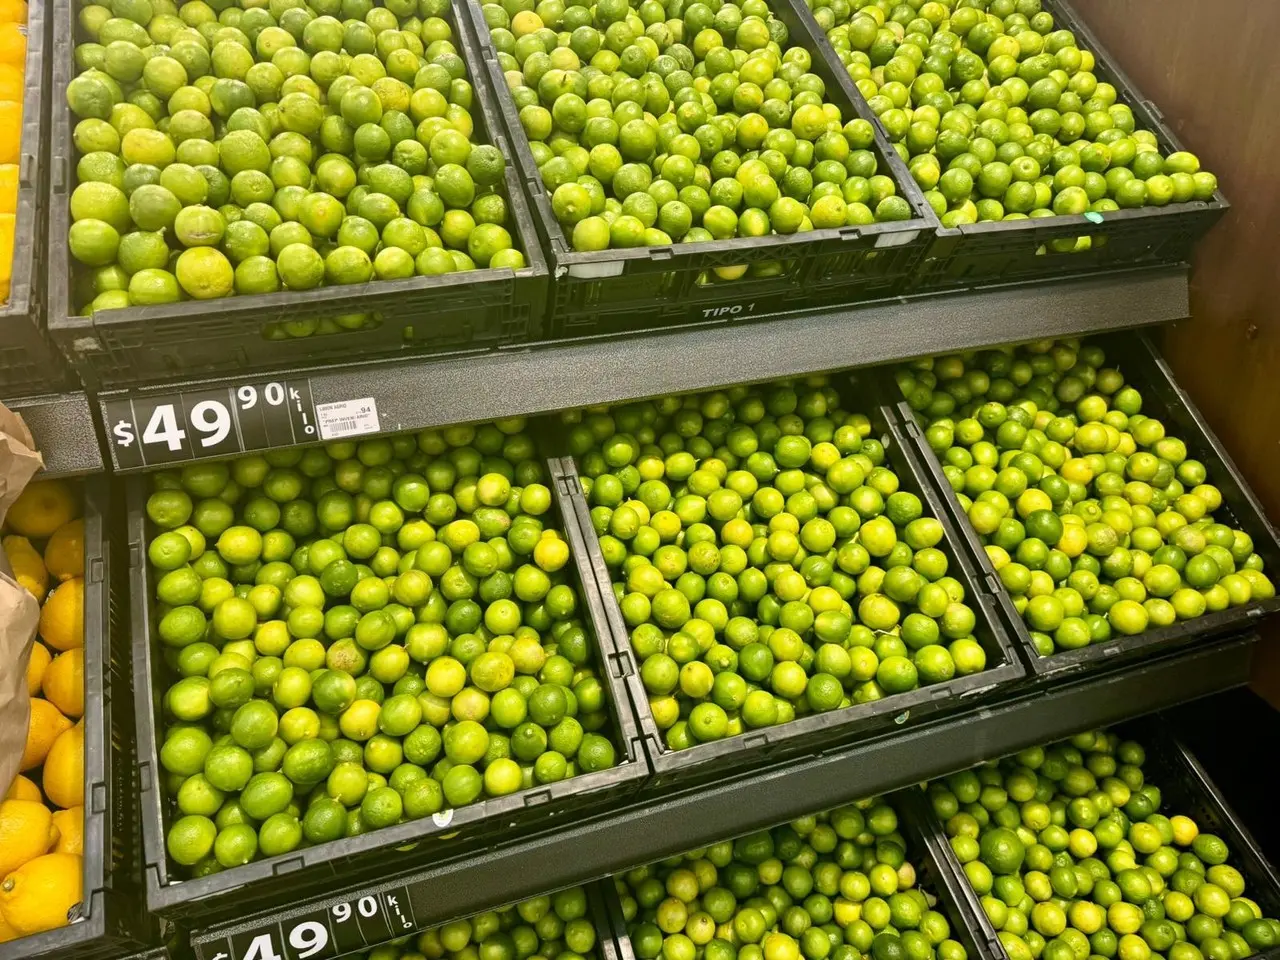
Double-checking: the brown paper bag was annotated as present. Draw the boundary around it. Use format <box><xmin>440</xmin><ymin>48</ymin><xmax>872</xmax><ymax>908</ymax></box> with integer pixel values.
<box><xmin>0</xmin><ymin>403</ymin><xmax>45</xmax><ymax>798</ymax></box>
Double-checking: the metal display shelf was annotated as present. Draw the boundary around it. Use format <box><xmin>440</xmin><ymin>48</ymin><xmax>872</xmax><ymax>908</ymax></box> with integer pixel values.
<box><xmin>189</xmin><ymin>632</ymin><xmax>1252</xmax><ymax>960</ymax></box>
<box><xmin>4</xmin><ymin>391</ymin><xmax>103</xmax><ymax>475</ymax></box>
<box><xmin>96</xmin><ymin>266</ymin><xmax>1189</xmax><ymax>472</ymax></box>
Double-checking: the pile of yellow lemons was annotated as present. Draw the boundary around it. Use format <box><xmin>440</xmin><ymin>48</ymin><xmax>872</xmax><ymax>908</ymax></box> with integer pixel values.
<box><xmin>1</xmin><ymin>478</ymin><xmax>86</xmax><ymax>941</ymax></box>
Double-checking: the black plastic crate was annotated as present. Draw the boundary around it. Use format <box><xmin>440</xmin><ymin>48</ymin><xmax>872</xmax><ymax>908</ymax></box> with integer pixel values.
<box><xmin>599</xmin><ymin>791</ymin><xmax>997</xmax><ymax>960</ymax></box>
<box><xmin>796</xmin><ymin>0</ymin><xmax>1227</xmax><ymax>290</ymax></box>
<box><xmin>0</xmin><ymin>480</ymin><xmax>147</xmax><ymax>960</ymax></box>
<box><xmin>124</xmin><ymin>458</ymin><xmax>648</xmax><ymax>925</ymax></box>
<box><xmin>892</xmin><ymin>333</ymin><xmax>1280</xmax><ymax>683</ymax></box>
<box><xmin>553</xmin><ymin>384</ymin><xmax>1025</xmax><ymax>791</ymax></box>
<box><xmin>912</xmin><ymin>717</ymin><xmax>1280</xmax><ymax>960</ymax></box>
<box><xmin>45</xmin><ymin>0</ymin><xmax>549</xmax><ymax>392</ymax></box>
<box><xmin>461</xmin><ymin>0</ymin><xmax>934</xmax><ymax>340</ymax></box>
<box><xmin>0</xmin><ymin>0</ymin><xmax>70</xmax><ymax>399</ymax></box>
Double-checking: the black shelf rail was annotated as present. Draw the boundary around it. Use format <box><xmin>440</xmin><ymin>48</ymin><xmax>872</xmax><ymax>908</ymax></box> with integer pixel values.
<box><xmin>95</xmin><ymin>265</ymin><xmax>1189</xmax><ymax>473</ymax></box>
<box><xmin>189</xmin><ymin>632</ymin><xmax>1254</xmax><ymax>960</ymax></box>
<box><xmin>3</xmin><ymin>391</ymin><xmax>103</xmax><ymax>476</ymax></box>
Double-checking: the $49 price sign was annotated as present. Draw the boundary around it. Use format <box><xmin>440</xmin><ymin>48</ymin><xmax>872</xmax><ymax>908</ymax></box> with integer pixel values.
<box><xmin>103</xmin><ymin>380</ymin><xmax>318</xmax><ymax>470</ymax></box>
<box><xmin>196</xmin><ymin>886</ymin><xmax>419</xmax><ymax>960</ymax></box>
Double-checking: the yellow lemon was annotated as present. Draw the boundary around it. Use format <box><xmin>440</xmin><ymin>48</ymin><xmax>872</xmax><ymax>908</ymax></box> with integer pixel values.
<box><xmin>5</xmin><ymin>480</ymin><xmax>79</xmax><ymax>539</ymax></box>
<box><xmin>24</xmin><ymin>642</ymin><xmax>49</xmax><ymax>697</ymax></box>
<box><xmin>3</xmin><ymin>775</ymin><xmax>40</xmax><ymax>803</ymax></box>
<box><xmin>51</xmin><ymin>808</ymin><xmax>83</xmax><ymax>856</ymax></box>
<box><xmin>21</xmin><ymin>698</ymin><xmax>72</xmax><ymax>772</ymax></box>
<box><xmin>42</xmin><ymin>723</ymin><xmax>84</xmax><ymax>810</ymax></box>
<box><xmin>0</xmin><ymin>853</ymin><xmax>82</xmax><ymax>936</ymax></box>
<box><xmin>38</xmin><ymin>578</ymin><xmax>84</xmax><ymax>652</ymax></box>
<box><xmin>0</xmin><ymin>24</ymin><xmax>24</xmax><ymax>69</ymax></box>
<box><xmin>0</xmin><ymin>162</ymin><xmax>15</xmax><ymax>215</ymax></box>
<box><xmin>42</xmin><ymin>648</ymin><xmax>83</xmax><ymax>719</ymax></box>
<box><xmin>43</xmin><ymin>519</ymin><xmax>85</xmax><ymax>581</ymax></box>
<box><xmin>0</xmin><ymin>800</ymin><xmax>58</xmax><ymax>879</ymax></box>
<box><xmin>1</xmin><ymin>535</ymin><xmax>46</xmax><ymax>602</ymax></box>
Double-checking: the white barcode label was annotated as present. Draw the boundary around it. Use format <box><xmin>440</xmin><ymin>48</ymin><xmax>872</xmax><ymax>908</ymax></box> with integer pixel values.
<box><xmin>316</xmin><ymin>398</ymin><xmax>381</xmax><ymax>440</ymax></box>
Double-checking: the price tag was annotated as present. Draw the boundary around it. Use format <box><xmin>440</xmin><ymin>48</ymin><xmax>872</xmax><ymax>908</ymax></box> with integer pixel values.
<box><xmin>315</xmin><ymin>397</ymin><xmax>380</xmax><ymax>441</ymax></box>
<box><xmin>193</xmin><ymin>886</ymin><xmax>418</xmax><ymax>960</ymax></box>
<box><xmin>104</xmin><ymin>380</ymin><xmax>317</xmax><ymax>469</ymax></box>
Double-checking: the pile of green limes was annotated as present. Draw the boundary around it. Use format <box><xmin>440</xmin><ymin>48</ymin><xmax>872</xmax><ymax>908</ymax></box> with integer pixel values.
<box><xmin>353</xmin><ymin>886</ymin><xmax>600</xmax><ymax>960</ymax></box>
<box><xmin>810</xmin><ymin>0</ymin><xmax>1218</xmax><ymax>236</ymax></box>
<box><xmin>479</xmin><ymin>0</ymin><xmax>915</xmax><ymax>267</ymax></box>
<box><xmin>66</xmin><ymin>0</ymin><xmax>525</xmax><ymax>325</ymax></box>
<box><xmin>896</xmin><ymin>339</ymin><xmax>1273</xmax><ymax>655</ymax></box>
<box><xmin>565</xmin><ymin>376</ymin><xmax>990</xmax><ymax>752</ymax></box>
<box><xmin>146</xmin><ymin>423</ymin><xmax>618</xmax><ymax>876</ymax></box>
<box><xmin>928</xmin><ymin>729</ymin><xmax>1280</xmax><ymax>960</ymax></box>
<box><xmin>614</xmin><ymin>799</ymin><xmax>969</xmax><ymax>960</ymax></box>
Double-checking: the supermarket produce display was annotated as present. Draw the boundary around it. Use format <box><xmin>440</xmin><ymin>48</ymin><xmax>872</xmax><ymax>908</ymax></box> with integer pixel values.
<box><xmin>894</xmin><ymin>335</ymin><xmax>1280</xmax><ymax>675</ymax></box>
<box><xmin>814</xmin><ymin>0</ymin><xmax>1218</xmax><ymax>228</ymax></box>
<box><xmin>919</xmin><ymin>727</ymin><xmax>1280</xmax><ymax>960</ymax></box>
<box><xmin>613</xmin><ymin>798</ymin><xmax>972</xmax><ymax>960</ymax></box>
<box><xmin>565</xmin><ymin>376</ymin><xmax>1009</xmax><ymax>755</ymax></box>
<box><xmin>183</xmin><ymin>634</ymin><xmax>1255</xmax><ymax>960</ymax></box>
<box><xmin>5</xmin><ymin>0</ymin><xmax>1280</xmax><ymax>954</ymax></box>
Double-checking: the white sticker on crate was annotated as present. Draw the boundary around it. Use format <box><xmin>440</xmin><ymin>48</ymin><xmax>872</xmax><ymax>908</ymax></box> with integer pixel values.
<box><xmin>315</xmin><ymin>398</ymin><xmax>381</xmax><ymax>440</ymax></box>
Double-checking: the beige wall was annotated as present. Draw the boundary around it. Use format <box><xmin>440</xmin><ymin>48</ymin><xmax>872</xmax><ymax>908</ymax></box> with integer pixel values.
<box><xmin>1072</xmin><ymin>0</ymin><xmax>1280</xmax><ymax>701</ymax></box>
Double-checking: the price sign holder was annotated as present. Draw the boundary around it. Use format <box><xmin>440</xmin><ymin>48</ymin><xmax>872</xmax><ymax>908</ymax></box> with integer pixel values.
<box><xmin>102</xmin><ymin>378</ymin><xmax>388</xmax><ymax>469</ymax></box>
<box><xmin>193</xmin><ymin>887</ymin><xmax>420</xmax><ymax>960</ymax></box>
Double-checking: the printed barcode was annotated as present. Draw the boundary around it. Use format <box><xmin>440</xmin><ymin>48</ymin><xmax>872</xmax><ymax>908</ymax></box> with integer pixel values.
<box><xmin>316</xmin><ymin>397</ymin><xmax>380</xmax><ymax>440</ymax></box>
